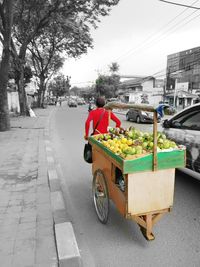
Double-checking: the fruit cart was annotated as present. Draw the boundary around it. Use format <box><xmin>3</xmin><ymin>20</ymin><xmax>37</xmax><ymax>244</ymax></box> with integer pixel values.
<box><xmin>89</xmin><ymin>102</ymin><xmax>186</xmax><ymax>241</ymax></box>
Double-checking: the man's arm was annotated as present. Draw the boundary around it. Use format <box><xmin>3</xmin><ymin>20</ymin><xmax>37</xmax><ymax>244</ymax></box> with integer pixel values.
<box><xmin>85</xmin><ymin>112</ymin><xmax>93</xmax><ymax>139</ymax></box>
<box><xmin>110</xmin><ymin>112</ymin><xmax>121</xmax><ymax>128</ymax></box>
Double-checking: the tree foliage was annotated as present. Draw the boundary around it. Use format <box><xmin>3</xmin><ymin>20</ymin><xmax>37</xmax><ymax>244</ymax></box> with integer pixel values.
<box><xmin>28</xmin><ymin>36</ymin><xmax>64</xmax><ymax>107</ymax></box>
<box><xmin>0</xmin><ymin>0</ymin><xmax>120</xmax><ymax>118</ymax></box>
<box><xmin>95</xmin><ymin>73</ymin><xmax>120</xmax><ymax>98</ymax></box>
<box><xmin>109</xmin><ymin>62</ymin><xmax>119</xmax><ymax>74</ymax></box>
<box><xmin>95</xmin><ymin>62</ymin><xmax>120</xmax><ymax>98</ymax></box>
<box><xmin>48</xmin><ymin>74</ymin><xmax>70</xmax><ymax>97</ymax></box>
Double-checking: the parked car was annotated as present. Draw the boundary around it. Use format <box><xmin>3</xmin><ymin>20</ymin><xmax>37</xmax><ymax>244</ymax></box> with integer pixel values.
<box><xmin>162</xmin><ymin>103</ymin><xmax>200</xmax><ymax>178</ymax></box>
<box><xmin>68</xmin><ymin>99</ymin><xmax>77</xmax><ymax>107</ymax></box>
<box><xmin>106</xmin><ymin>98</ymin><xmax>119</xmax><ymax>102</ymax></box>
<box><xmin>126</xmin><ymin>108</ymin><xmax>161</xmax><ymax>123</ymax></box>
<box><xmin>77</xmin><ymin>98</ymin><xmax>86</xmax><ymax>105</ymax></box>
<box><xmin>48</xmin><ymin>97</ymin><xmax>57</xmax><ymax>105</ymax></box>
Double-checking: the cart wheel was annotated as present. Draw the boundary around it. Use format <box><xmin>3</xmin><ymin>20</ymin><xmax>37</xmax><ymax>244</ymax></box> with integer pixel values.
<box><xmin>92</xmin><ymin>169</ymin><xmax>109</xmax><ymax>224</ymax></box>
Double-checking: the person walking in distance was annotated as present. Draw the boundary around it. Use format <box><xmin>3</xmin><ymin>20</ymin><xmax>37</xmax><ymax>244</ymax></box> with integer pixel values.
<box><xmin>59</xmin><ymin>97</ymin><xmax>62</xmax><ymax>106</ymax></box>
<box><xmin>84</xmin><ymin>97</ymin><xmax>121</xmax><ymax>140</ymax></box>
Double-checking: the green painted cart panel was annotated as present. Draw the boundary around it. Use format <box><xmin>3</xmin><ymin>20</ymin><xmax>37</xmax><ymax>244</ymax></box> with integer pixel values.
<box><xmin>89</xmin><ymin>137</ymin><xmax>185</xmax><ymax>174</ymax></box>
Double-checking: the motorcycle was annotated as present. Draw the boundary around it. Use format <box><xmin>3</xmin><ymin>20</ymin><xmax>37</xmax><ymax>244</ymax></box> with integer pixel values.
<box><xmin>88</xmin><ymin>103</ymin><xmax>94</xmax><ymax>112</ymax></box>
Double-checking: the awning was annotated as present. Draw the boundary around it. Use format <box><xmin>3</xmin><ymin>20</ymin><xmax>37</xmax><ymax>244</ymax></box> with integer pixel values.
<box><xmin>166</xmin><ymin>90</ymin><xmax>198</xmax><ymax>99</ymax></box>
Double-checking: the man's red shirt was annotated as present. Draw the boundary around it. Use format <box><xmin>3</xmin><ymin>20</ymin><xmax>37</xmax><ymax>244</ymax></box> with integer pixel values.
<box><xmin>85</xmin><ymin>108</ymin><xmax>121</xmax><ymax>137</ymax></box>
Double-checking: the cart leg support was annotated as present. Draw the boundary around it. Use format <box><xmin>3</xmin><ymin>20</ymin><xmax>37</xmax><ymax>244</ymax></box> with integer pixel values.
<box><xmin>132</xmin><ymin>209</ymin><xmax>169</xmax><ymax>241</ymax></box>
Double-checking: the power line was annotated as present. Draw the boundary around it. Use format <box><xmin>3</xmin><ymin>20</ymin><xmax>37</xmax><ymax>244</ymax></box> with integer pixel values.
<box><xmin>159</xmin><ymin>0</ymin><xmax>200</xmax><ymax>9</ymax></box>
<box><xmin>72</xmin><ymin>1</ymin><xmax>200</xmax><ymax>87</ymax></box>
<box><xmin>119</xmin><ymin>49</ymin><xmax>200</xmax><ymax>82</ymax></box>
<box><xmin>120</xmin><ymin>49</ymin><xmax>200</xmax><ymax>84</ymax></box>
<box><xmin>115</xmin><ymin>0</ymin><xmax>199</xmax><ymax>63</ymax></box>
<box><xmin>117</xmin><ymin>5</ymin><xmax>200</xmax><ymax>64</ymax></box>
<box><xmin>71</xmin><ymin>49</ymin><xmax>200</xmax><ymax>87</ymax></box>
<box><xmin>92</xmin><ymin>0</ymin><xmax>200</xmax><ymax>89</ymax></box>
<box><xmin>112</xmin><ymin>7</ymin><xmax>200</xmax><ymax>85</ymax></box>
<box><xmin>72</xmin><ymin>47</ymin><xmax>200</xmax><ymax>87</ymax></box>
<box><xmin>139</xmin><ymin>10</ymin><xmax>200</xmax><ymax>56</ymax></box>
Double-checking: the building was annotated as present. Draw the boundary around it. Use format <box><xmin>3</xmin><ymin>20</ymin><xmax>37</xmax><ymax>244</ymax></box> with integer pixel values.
<box><xmin>166</xmin><ymin>46</ymin><xmax>200</xmax><ymax>109</ymax></box>
<box><xmin>118</xmin><ymin>76</ymin><xmax>164</xmax><ymax>105</ymax></box>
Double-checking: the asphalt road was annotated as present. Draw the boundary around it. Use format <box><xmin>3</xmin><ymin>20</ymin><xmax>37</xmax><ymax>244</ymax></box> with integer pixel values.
<box><xmin>50</xmin><ymin>103</ymin><xmax>200</xmax><ymax>267</ymax></box>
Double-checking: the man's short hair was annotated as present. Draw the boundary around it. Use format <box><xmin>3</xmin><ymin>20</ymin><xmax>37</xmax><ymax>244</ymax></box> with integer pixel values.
<box><xmin>96</xmin><ymin>97</ymin><xmax>105</xmax><ymax>107</ymax></box>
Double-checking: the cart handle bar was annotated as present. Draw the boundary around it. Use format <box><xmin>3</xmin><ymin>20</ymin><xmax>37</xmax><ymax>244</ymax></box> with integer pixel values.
<box><xmin>104</xmin><ymin>102</ymin><xmax>169</xmax><ymax>116</ymax></box>
<box><xmin>104</xmin><ymin>102</ymin><xmax>155</xmax><ymax>112</ymax></box>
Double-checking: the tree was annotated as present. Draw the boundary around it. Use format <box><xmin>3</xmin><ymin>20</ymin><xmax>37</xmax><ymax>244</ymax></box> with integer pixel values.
<box><xmin>27</xmin><ymin>14</ymin><xmax>92</xmax><ymax>107</ymax></box>
<box><xmin>10</xmin><ymin>0</ymin><xmax>120</xmax><ymax>115</ymax></box>
<box><xmin>95</xmin><ymin>62</ymin><xmax>120</xmax><ymax>98</ymax></box>
<box><xmin>79</xmin><ymin>85</ymin><xmax>96</xmax><ymax>100</ymax></box>
<box><xmin>0</xmin><ymin>0</ymin><xmax>120</xmax><ymax>119</ymax></box>
<box><xmin>95</xmin><ymin>74</ymin><xmax>120</xmax><ymax>98</ymax></box>
<box><xmin>70</xmin><ymin>86</ymin><xmax>80</xmax><ymax>96</ymax></box>
<box><xmin>12</xmin><ymin>63</ymin><xmax>33</xmax><ymax>87</ymax></box>
<box><xmin>0</xmin><ymin>0</ymin><xmax>15</xmax><ymax>131</ymax></box>
<box><xmin>109</xmin><ymin>62</ymin><xmax>119</xmax><ymax>74</ymax></box>
<box><xmin>28</xmin><ymin>45</ymin><xmax>64</xmax><ymax>107</ymax></box>
<box><xmin>48</xmin><ymin>74</ymin><xmax>70</xmax><ymax>98</ymax></box>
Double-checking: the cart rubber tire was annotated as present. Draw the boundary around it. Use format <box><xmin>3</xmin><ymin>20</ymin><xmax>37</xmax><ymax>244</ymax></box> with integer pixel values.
<box><xmin>92</xmin><ymin>169</ymin><xmax>109</xmax><ymax>224</ymax></box>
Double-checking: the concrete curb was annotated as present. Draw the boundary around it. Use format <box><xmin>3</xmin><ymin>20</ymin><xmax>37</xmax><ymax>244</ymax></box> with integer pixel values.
<box><xmin>44</xmin><ymin>110</ymin><xmax>82</xmax><ymax>267</ymax></box>
<box><xmin>55</xmin><ymin>223</ymin><xmax>82</xmax><ymax>267</ymax></box>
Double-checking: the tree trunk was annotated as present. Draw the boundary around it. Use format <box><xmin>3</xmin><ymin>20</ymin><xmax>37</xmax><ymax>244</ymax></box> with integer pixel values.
<box><xmin>17</xmin><ymin>62</ymin><xmax>28</xmax><ymax>115</ymax></box>
<box><xmin>37</xmin><ymin>76</ymin><xmax>46</xmax><ymax>107</ymax></box>
<box><xmin>0</xmin><ymin>47</ymin><xmax>11</xmax><ymax>131</ymax></box>
<box><xmin>16</xmin><ymin>43</ymin><xmax>29</xmax><ymax>115</ymax></box>
<box><xmin>42</xmin><ymin>88</ymin><xmax>46</xmax><ymax>105</ymax></box>
<box><xmin>37</xmin><ymin>88</ymin><xmax>42</xmax><ymax>108</ymax></box>
<box><xmin>0</xmin><ymin>0</ymin><xmax>14</xmax><ymax>131</ymax></box>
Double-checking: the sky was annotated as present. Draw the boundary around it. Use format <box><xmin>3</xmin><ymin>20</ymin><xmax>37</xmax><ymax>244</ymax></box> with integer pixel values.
<box><xmin>62</xmin><ymin>0</ymin><xmax>200</xmax><ymax>87</ymax></box>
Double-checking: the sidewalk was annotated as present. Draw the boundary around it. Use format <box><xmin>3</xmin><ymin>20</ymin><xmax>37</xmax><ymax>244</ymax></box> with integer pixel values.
<box><xmin>0</xmin><ymin>107</ymin><xmax>57</xmax><ymax>267</ymax></box>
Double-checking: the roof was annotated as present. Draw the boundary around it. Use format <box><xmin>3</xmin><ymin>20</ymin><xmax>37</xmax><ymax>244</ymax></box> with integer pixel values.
<box><xmin>120</xmin><ymin>76</ymin><xmax>154</xmax><ymax>87</ymax></box>
<box><xmin>166</xmin><ymin>90</ymin><xmax>198</xmax><ymax>99</ymax></box>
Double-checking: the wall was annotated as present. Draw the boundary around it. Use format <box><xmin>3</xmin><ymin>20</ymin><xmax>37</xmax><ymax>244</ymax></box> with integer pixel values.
<box><xmin>127</xmin><ymin>91</ymin><xmax>163</xmax><ymax>105</ymax></box>
<box><xmin>7</xmin><ymin>91</ymin><xmax>20</xmax><ymax>113</ymax></box>
<box><xmin>142</xmin><ymin>80</ymin><xmax>154</xmax><ymax>92</ymax></box>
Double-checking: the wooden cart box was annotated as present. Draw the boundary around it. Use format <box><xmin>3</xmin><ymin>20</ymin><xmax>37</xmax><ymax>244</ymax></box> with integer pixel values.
<box><xmin>88</xmin><ymin>102</ymin><xmax>186</xmax><ymax>240</ymax></box>
<box><xmin>90</xmin><ymin>137</ymin><xmax>185</xmax><ymax>174</ymax></box>
<box><xmin>89</xmin><ymin>136</ymin><xmax>185</xmax><ymax>240</ymax></box>
<box><xmin>127</xmin><ymin>168</ymin><xmax>175</xmax><ymax>215</ymax></box>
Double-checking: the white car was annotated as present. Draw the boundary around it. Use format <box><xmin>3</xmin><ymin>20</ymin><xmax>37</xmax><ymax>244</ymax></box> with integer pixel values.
<box><xmin>162</xmin><ymin>103</ymin><xmax>200</xmax><ymax>179</ymax></box>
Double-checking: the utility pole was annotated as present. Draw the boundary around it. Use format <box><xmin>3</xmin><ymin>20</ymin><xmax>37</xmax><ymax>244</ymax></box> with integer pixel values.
<box><xmin>173</xmin><ymin>78</ymin><xmax>177</xmax><ymax>108</ymax></box>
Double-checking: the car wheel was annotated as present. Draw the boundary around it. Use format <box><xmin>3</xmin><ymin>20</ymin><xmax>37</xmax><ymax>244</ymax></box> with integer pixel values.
<box><xmin>136</xmin><ymin>116</ymin><xmax>141</xmax><ymax>123</ymax></box>
<box><xmin>126</xmin><ymin>113</ymin><xmax>130</xmax><ymax>121</ymax></box>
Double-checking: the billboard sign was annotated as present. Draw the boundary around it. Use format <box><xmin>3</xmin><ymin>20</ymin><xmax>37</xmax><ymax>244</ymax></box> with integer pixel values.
<box><xmin>176</xmin><ymin>82</ymin><xmax>189</xmax><ymax>92</ymax></box>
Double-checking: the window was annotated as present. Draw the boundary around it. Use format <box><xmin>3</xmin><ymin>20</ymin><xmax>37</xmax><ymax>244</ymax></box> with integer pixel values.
<box><xmin>171</xmin><ymin>109</ymin><xmax>200</xmax><ymax>130</ymax></box>
<box><xmin>181</xmin><ymin>112</ymin><xmax>200</xmax><ymax>130</ymax></box>
<box><xmin>187</xmin><ymin>99</ymin><xmax>192</xmax><ymax>105</ymax></box>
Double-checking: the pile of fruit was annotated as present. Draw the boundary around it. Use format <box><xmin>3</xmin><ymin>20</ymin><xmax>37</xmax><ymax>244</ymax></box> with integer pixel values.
<box><xmin>93</xmin><ymin>127</ymin><xmax>178</xmax><ymax>159</ymax></box>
